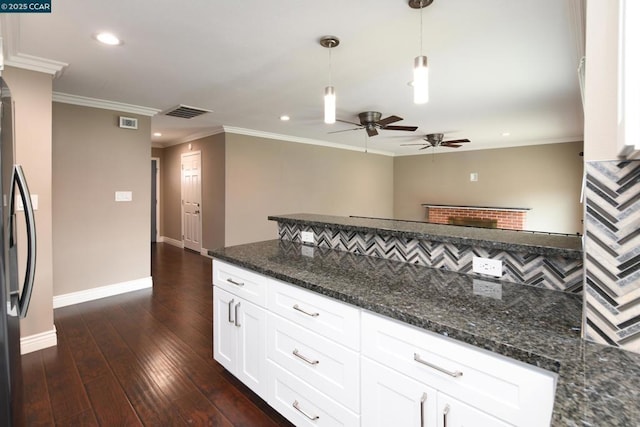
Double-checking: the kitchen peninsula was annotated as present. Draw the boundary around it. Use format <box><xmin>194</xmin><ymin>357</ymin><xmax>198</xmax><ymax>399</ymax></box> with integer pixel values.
<box><xmin>210</xmin><ymin>215</ymin><xmax>639</xmax><ymax>426</ymax></box>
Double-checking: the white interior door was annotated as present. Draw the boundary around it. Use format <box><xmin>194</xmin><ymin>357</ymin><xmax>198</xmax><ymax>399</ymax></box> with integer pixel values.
<box><xmin>181</xmin><ymin>151</ymin><xmax>202</xmax><ymax>252</ymax></box>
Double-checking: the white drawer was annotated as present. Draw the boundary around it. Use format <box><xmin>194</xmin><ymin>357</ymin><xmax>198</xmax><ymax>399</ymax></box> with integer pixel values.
<box><xmin>267</xmin><ymin>278</ymin><xmax>360</xmax><ymax>351</ymax></box>
<box><xmin>212</xmin><ymin>260</ymin><xmax>267</xmax><ymax>307</ymax></box>
<box><xmin>267</xmin><ymin>313</ymin><xmax>360</xmax><ymax>412</ymax></box>
<box><xmin>361</xmin><ymin>311</ymin><xmax>557</xmax><ymax>427</ymax></box>
<box><xmin>267</xmin><ymin>360</ymin><xmax>360</xmax><ymax>427</ymax></box>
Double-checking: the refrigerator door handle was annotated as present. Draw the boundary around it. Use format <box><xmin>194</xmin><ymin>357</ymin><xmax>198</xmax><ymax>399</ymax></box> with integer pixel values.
<box><xmin>10</xmin><ymin>165</ymin><xmax>37</xmax><ymax>318</ymax></box>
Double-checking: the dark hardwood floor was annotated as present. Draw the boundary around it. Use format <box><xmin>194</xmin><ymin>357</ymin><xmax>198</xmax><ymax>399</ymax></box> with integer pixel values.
<box><xmin>20</xmin><ymin>243</ymin><xmax>294</xmax><ymax>426</ymax></box>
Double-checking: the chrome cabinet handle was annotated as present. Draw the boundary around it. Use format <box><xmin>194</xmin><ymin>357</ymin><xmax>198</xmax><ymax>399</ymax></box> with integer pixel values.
<box><xmin>420</xmin><ymin>393</ymin><xmax>428</xmax><ymax>427</ymax></box>
<box><xmin>227</xmin><ymin>278</ymin><xmax>244</xmax><ymax>287</ymax></box>
<box><xmin>234</xmin><ymin>302</ymin><xmax>241</xmax><ymax>327</ymax></box>
<box><xmin>228</xmin><ymin>299</ymin><xmax>235</xmax><ymax>323</ymax></box>
<box><xmin>414</xmin><ymin>353</ymin><xmax>463</xmax><ymax>378</ymax></box>
<box><xmin>293</xmin><ymin>304</ymin><xmax>319</xmax><ymax>317</ymax></box>
<box><xmin>292</xmin><ymin>400</ymin><xmax>319</xmax><ymax>421</ymax></box>
<box><xmin>443</xmin><ymin>404</ymin><xmax>450</xmax><ymax>427</ymax></box>
<box><xmin>293</xmin><ymin>349</ymin><xmax>319</xmax><ymax>365</ymax></box>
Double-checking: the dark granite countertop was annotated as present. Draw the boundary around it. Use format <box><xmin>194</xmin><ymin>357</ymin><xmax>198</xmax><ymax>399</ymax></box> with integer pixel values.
<box><xmin>210</xmin><ymin>239</ymin><xmax>640</xmax><ymax>426</ymax></box>
<box><xmin>268</xmin><ymin>213</ymin><xmax>583</xmax><ymax>259</ymax></box>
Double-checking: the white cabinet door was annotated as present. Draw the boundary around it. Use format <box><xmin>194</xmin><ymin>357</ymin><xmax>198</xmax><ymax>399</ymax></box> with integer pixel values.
<box><xmin>213</xmin><ymin>286</ymin><xmax>236</xmax><ymax>373</ymax></box>
<box><xmin>361</xmin><ymin>357</ymin><xmax>438</xmax><ymax>427</ymax></box>
<box><xmin>213</xmin><ymin>286</ymin><xmax>267</xmax><ymax>399</ymax></box>
<box><xmin>436</xmin><ymin>393</ymin><xmax>511</xmax><ymax>427</ymax></box>
<box><xmin>236</xmin><ymin>297</ymin><xmax>267</xmax><ymax>398</ymax></box>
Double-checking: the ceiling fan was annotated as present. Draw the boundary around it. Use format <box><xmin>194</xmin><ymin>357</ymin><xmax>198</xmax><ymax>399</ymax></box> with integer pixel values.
<box><xmin>401</xmin><ymin>133</ymin><xmax>471</xmax><ymax>149</ymax></box>
<box><xmin>329</xmin><ymin>111</ymin><xmax>418</xmax><ymax>137</ymax></box>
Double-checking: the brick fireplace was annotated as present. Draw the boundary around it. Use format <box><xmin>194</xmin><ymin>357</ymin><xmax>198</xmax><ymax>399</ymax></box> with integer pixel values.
<box><xmin>422</xmin><ymin>204</ymin><xmax>529</xmax><ymax>231</ymax></box>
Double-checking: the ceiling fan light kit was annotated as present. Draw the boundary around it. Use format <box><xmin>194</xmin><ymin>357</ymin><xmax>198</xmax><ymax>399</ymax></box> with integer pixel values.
<box><xmin>320</xmin><ymin>36</ymin><xmax>340</xmax><ymax>124</ymax></box>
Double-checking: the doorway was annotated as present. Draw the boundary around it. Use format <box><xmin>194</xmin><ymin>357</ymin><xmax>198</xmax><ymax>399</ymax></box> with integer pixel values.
<box><xmin>181</xmin><ymin>151</ymin><xmax>202</xmax><ymax>252</ymax></box>
<box><xmin>151</xmin><ymin>158</ymin><xmax>160</xmax><ymax>242</ymax></box>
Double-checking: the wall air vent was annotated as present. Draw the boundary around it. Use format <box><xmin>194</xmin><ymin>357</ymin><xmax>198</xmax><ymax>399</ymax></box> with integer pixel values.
<box><xmin>163</xmin><ymin>105</ymin><xmax>212</xmax><ymax>119</ymax></box>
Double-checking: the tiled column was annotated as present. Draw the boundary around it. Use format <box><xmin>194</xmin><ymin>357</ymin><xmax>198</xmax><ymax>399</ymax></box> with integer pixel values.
<box><xmin>584</xmin><ymin>160</ymin><xmax>640</xmax><ymax>354</ymax></box>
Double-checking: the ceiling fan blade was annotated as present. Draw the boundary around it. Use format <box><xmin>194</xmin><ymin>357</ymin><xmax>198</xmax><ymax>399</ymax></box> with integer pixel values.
<box><xmin>336</xmin><ymin>119</ymin><xmax>363</xmax><ymax>127</ymax></box>
<box><xmin>377</xmin><ymin>115</ymin><xmax>403</xmax><ymax>127</ymax></box>
<box><xmin>384</xmin><ymin>125</ymin><xmax>418</xmax><ymax>132</ymax></box>
<box><xmin>328</xmin><ymin>127</ymin><xmax>361</xmax><ymax>134</ymax></box>
<box><xmin>442</xmin><ymin>144</ymin><xmax>462</xmax><ymax>148</ymax></box>
<box><xmin>443</xmin><ymin>139</ymin><xmax>471</xmax><ymax>144</ymax></box>
<box><xmin>366</xmin><ymin>127</ymin><xmax>378</xmax><ymax>137</ymax></box>
<box><xmin>400</xmin><ymin>143</ymin><xmax>430</xmax><ymax>146</ymax></box>
<box><xmin>419</xmin><ymin>145</ymin><xmax>433</xmax><ymax>150</ymax></box>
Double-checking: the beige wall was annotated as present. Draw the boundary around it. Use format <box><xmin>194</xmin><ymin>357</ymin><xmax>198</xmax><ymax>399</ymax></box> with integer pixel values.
<box><xmin>2</xmin><ymin>67</ymin><xmax>55</xmax><ymax>338</ymax></box>
<box><xmin>394</xmin><ymin>141</ymin><xmax>584</xmax><ymax>234</ymax></box>
<box><xmin>584</xmin><ymin>0</ymin><xmax>619</xmax><ymax>161</ymax></box>
<box><xmin>160</xmin><ymin>134</ymin><xmax>225</xmax><ymax>250</ymax></box>
<box><xmin>225</xmin><ymin>134</ymin><xmax>394</xmax><ymax>246</ymax></box>
<box><xmin>52</xmin><ymin>103</ymin><xmax>151</xmax><ymax>296</ymax></box>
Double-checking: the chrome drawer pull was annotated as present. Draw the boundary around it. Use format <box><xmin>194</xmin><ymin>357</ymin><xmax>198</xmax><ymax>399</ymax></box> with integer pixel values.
<box><xmin>293</xmin><ymin>400</ymin><xmax>319</xmax><ymax>421</ymax></box>
<box><xmin>234</xmin><ymin>302</ymin><xmax>241</xmax><ymax>327</ymax></box>
<box><xmin>420</xmin><ymin>392</ymin><xmax>428</xmax><ymax>427</ymax></box>
<box><xmin>226</xmin><ymin>278</ymin><xmax>245</xmax><ymax>287</ymax></box>
<box><xmin>227</xmin><ymin>299</ymin><xmax>235</xmax><ymax>324</ymax></box>
<box><xmin>443</xmin><ymin>404</ymin><xmax>450</xmax><ymax>427</ymax></box>
<box><xmin>414</xmin><ymin>353</ymin><xmax>463</xmax><ymax>378</ymax></box>
<box><xmin>293</xmin><ymin>349</ymin><xmax>319</xmax><ymax>365</ymax></box>
<box><xmin>293</xmin><ymin>304</ymin><xmax>319</xmax><ymax>317</ymax></box>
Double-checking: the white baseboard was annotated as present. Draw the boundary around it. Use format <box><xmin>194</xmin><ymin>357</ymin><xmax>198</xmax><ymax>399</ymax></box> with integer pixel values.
<box><xmin>21</xmin><ymin>327</ymin><xmax>57</xmax><ymax>354</ymax></box>
<box><xmin>159</xmin><ymin>236</ymin><xmax>184</xmax><ymax>248</ymax></box>
<box><xmin>201</xmin><ymin>248</ymin><xmax>212</xmax><ymax>257</ymax></box>
<box><xmin>53</xmin><ymin>276</ymin><xmax>153</xmax><ymax>309</ymax></box>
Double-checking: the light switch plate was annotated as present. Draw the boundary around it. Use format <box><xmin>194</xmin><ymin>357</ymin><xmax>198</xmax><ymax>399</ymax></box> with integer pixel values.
<box><xmin>16</xmin><ymin>194</ymin><xmax>38</xmax><ymax>211</ymax></box>
<box><xmin>115</xmin><ymin>191</ymin><xmax>133</xmax><ymax>202</ymax></box>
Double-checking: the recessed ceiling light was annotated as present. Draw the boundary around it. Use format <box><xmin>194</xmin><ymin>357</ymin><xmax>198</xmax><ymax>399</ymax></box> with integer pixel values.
<box><xmin>280</xmin><ymin>115</ymin><xmax>290</xmax><ymax>121</ymax></box>
<box><xmin>95</xmin><ymin>32</ymin><xmax>122</xmax><ymax>46</ymax></box>
<box><xmin>153</xmin><ymin>132</ymin><xmax>162</xmax><ymax>137</ymax></box>
<box><xmin>501</xmin><ymin>132</ymin><xmax>511</xmax><ymax>137</ymax></box>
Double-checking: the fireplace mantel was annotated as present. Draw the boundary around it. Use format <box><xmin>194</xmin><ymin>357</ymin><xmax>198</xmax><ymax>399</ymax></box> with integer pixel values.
<box><xmin>421</xmin><ymin>204</ymin><xmax>530</xmax><ymax>212</ymax></box>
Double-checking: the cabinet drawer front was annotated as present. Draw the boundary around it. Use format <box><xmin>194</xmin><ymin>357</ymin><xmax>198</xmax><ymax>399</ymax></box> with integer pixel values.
<box><xmin>213</xmin><ymin>260</ymin><xmax>267</xmax><ymax>307</ymax></box>
<box><xmin>267</xmin><ymin>313</ymin><xmax>360</xmax><ymax>412</ymax></box>
<box><xmin>267</xmin><ymin>361</ymin><xmax>360</xmax><ymax>427</ymax></box>
<box><xmin>361</xmin><ymin>311</ymin><xmax>556</xmax><ymax>427</ymax></box>
<box><xmin>267</xmin><ymin>278</ymin><xmax>360</xmax><ymax>350</ymax></box>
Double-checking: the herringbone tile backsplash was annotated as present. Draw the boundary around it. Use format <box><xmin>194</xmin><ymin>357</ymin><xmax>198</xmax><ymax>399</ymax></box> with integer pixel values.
<box><xmin>584</xmin><ymin>160</ymin><xmax>640</xmax><ymax>353</ymax></box>
<box><xmin>278</xmin><ymin>223</ymin><xmax>583</xmax><ymax>293</ymax></box>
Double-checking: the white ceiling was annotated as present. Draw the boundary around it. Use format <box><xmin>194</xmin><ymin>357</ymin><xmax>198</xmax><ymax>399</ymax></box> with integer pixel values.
<box><xmin>4</xmin><ymin>0</ymin><xmax>584</xmax><ymax>155</ymax></box>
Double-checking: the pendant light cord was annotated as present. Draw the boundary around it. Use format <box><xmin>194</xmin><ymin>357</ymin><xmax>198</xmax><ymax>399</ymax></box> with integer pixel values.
<box><xmin>328</xmin><ymin>42</ymin><xmax>333</xmax><ymax>87</ymax></box>
<box><xmin>419</xmin><ymin>0</ymin><xmax>424</xmax><ymax>55</ymax></box>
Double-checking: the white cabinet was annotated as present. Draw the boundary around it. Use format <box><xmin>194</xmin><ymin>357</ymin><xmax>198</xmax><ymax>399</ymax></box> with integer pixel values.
<box><xmin>361</xmin><ymin>311</ymin><xmax>557</xmax><ymax>427</ymax></box>
<box><xmin>362</xmin><ymin>357</ymin><xmax>509</xmax><ymax>427</ymax></box>
<box><xmin>213</xmin><ymin>261</ymin><xmax>268</xmax><ymax>400</ymax></box>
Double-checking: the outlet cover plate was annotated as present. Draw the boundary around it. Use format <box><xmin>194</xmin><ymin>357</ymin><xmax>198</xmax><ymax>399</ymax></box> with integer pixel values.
<box><xmin>300</xmin><ymin>231</ymin><xmax>314</xmax><ymax>245</ymax></box>
<box><xmin>472</xmin><ymin>256</ymin><xmax>503</xmax><ymax>277</ymax></box>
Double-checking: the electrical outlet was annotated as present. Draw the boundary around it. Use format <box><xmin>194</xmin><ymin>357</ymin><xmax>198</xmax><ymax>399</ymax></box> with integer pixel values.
<box><xmin>300</xmin><ymin>231</ymin><xmax>315</xmax><ymax>245</ymax></box>
<box><xmin>472</xmin><ymin>256</ymin><xmax>503</xmax><ymax>277</ymax></box>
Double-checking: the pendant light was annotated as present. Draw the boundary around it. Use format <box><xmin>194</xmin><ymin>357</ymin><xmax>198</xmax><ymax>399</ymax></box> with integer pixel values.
<box><xmin>320</xmin><ymin>36</ymin><xmax>340</xmax><ymax>124</ymax></box>
<box><xmin>409</xmin><ymin>0</ymin><xmax>433</xmax><ymax>104</ymax></box>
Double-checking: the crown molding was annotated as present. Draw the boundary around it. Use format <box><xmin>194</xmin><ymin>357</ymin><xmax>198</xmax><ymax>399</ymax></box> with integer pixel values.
<box><xmin>221</xmin><ymin>126</ymin><xmax>395</xmax><ymax>157</ymax></box>
<box><xmin>1</xmin><ymin>15</ymin><xmax>67</xmax><ymax>77</ymax></box>
<box><xmin>53</xmin><ymin>92</ymin><xmax>160</xmax><ymax>116</ymax></box>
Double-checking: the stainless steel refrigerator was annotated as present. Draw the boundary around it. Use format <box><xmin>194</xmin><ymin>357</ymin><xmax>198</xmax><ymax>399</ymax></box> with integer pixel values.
<box><xmin>0</xmin><ymin>76</ymin><xmax>37</xmax><ymax>426</ymax></box>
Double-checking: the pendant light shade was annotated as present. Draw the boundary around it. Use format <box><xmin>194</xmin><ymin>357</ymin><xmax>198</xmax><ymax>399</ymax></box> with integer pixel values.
<box><xmin>413</xmin><ymin>55</ymin><xmax>429</xmax><ymax>104</ymax></box>
<box><xmin>410</xmin><ymin>0</ymin><xmax>432</xmax><ymax>104</ymax></box>
<box><xmin>320</xmin><ymin>36</ymin><xmax>340</xmax><ymax>124</ymax></box>
<box><xmin>324</xmin><ymin>86</ymin><xmax>336</xmax><ymax>124</ymax></box>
